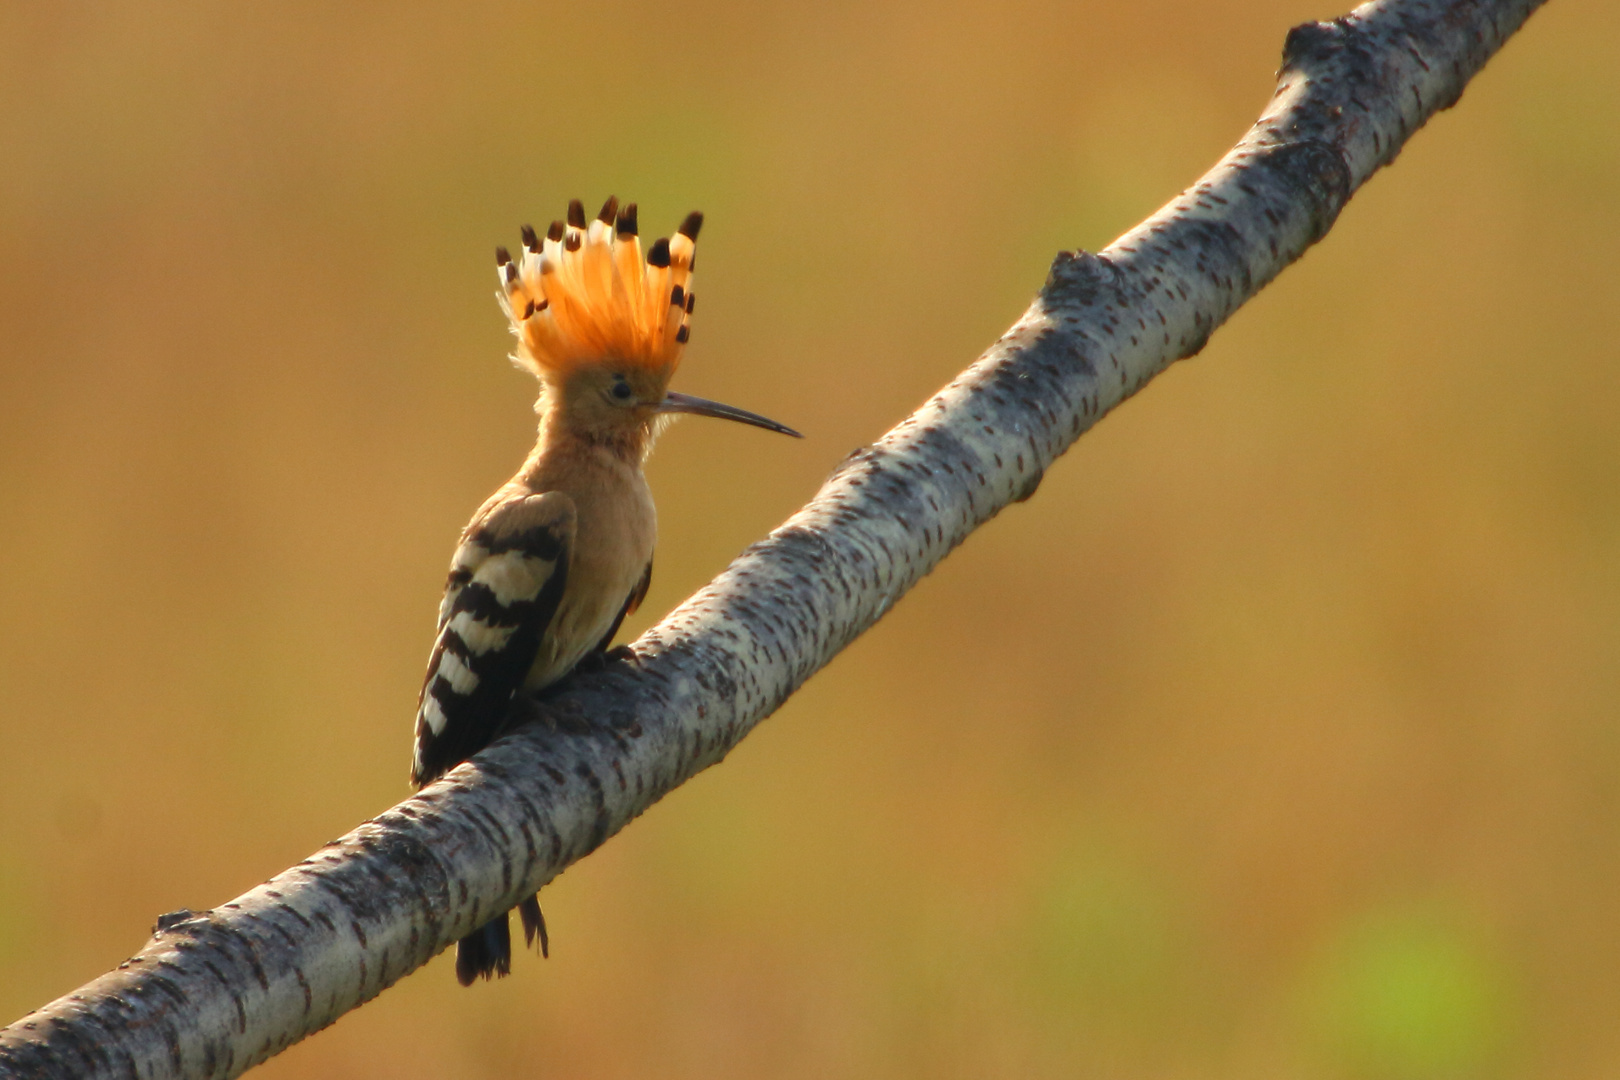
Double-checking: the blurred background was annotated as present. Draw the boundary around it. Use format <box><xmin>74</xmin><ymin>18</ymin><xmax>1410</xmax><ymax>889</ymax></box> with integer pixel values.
<box><xmin>1</xmin><ymin>0</ymin><xmax>1616</xmax><ymax>1076</ymax></box>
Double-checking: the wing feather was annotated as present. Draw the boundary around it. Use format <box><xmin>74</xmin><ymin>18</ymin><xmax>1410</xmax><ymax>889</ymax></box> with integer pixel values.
<box><xmin>412</xmin><ymin>491</ymin><xmax>575</xmax><ymax>786</ymax></box>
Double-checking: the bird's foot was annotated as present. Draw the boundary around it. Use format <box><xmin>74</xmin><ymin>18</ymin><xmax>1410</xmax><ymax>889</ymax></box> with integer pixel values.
<box><xmin>603</xmin><ymin>644</ymin><xmax>639</xmax><ymax>665</ymax></box>
<box><xmin>572</xmin><ymin>645</ymin><xmax>639</xmax><ymax>676</ymax></box>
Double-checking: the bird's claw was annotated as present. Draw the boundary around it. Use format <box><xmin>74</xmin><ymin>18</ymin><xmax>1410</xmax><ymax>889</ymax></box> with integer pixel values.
<box><xmin>603</xmin><ymin>644</ymin><xmax>639</xmax><ymax>665</ymax></box>
<box><xmin>572</xmin><ymin>645</ymin><xmax>639</xmax><ymax>676</ymax></box>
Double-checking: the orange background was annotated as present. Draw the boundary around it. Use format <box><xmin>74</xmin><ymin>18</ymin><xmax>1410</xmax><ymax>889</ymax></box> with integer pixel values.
<box><xmin>2</xmin><ymin>1</ymin><xmax>1617</xmax><ymax>1077</ymax></box>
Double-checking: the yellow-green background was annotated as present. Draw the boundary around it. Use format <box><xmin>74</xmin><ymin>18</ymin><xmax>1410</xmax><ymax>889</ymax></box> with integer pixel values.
<box><xmin>2</xmin><ymin>1</ymin><xmax>1616</xmax><ymax>1076</ymax></box>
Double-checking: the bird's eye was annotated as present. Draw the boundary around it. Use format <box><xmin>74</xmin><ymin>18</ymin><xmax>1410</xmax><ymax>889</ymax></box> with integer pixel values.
<box><xmin>611</xmin><ymin>380</ymin><xmax>633</xmax><ymax>401</ymax></box>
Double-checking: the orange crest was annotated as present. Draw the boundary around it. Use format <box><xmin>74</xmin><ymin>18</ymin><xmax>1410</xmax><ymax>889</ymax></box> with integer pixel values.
<box><xmin>497</xmin><ymin>197</ymin><xmax>699</xmax><ymax>383</ymax></box>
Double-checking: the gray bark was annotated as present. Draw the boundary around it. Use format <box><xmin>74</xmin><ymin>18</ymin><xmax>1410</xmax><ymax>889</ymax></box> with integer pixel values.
<box><xmin>0</xmin><ymin>0</ymin><xmax>1547</xmax><ymax>1075</ymax></box>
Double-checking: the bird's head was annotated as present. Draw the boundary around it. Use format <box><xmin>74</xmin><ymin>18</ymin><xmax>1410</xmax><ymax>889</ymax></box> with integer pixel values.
<box><xmin>498</xmin><ymin>197</ymin><xmax>800</xmax><ymax>452</ymax></box>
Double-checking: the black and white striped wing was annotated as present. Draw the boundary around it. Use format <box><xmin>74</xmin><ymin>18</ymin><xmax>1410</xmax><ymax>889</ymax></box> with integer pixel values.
<box><xmin>412</xmin><ymin>491</ymin><xmax>575</xmax><ymax>786</ymax></box>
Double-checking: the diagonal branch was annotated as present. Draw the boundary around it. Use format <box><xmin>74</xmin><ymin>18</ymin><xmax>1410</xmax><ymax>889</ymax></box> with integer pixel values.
<box><xmin>0</xmin><ymin>0</ymin><xmax>1546</xmax><ymax>1075</ymax></box>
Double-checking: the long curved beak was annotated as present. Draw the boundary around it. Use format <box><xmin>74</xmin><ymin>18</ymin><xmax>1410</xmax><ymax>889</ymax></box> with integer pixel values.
<box><xmin>657</xmin><ymin>390</ymin><xmax>803</xmax><ymax>438</ymax></box>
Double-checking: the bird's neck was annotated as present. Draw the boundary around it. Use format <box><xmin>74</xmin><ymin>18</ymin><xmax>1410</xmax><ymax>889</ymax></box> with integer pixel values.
<box><xmin>549</xmin><ymin>388</ymin><xmax>656</xmax><ymax>453</ymax></box>
<box><xmin>519</xmin><ymin>408</ymin><xmax>650</xmax><ymax>495</ymax></box>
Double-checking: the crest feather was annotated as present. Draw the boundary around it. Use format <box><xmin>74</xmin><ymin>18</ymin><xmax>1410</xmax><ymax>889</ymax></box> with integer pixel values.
<box><xmin>498</xmin><ymin>197</ymin><xmax>699</xmax><ymax>382</ymax></box>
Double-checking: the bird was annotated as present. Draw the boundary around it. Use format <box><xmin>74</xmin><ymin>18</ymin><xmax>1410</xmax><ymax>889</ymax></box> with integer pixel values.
<box><xmin>411</xmin><ymin>196</ymin><xmax>801</xmax><ymax>985</ymax></box>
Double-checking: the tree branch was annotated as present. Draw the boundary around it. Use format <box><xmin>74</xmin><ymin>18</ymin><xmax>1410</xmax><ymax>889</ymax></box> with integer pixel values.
<box><xmin>0</xmin><ymin>0</ymin><xmax>1546</xmax><ymax>1075</ymax></box>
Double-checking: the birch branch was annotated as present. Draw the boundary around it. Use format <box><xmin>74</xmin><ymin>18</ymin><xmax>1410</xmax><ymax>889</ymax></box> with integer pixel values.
<box><xmin>0</xmin><ymin>0</ymin><xmax>1547</xmax><ymax>1075</ymax></box>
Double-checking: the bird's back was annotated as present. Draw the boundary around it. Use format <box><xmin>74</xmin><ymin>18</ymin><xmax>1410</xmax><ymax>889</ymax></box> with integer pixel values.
<box><xmin>412</xmin><ymin>437</ymin><xmax>656</xmax><ymax>787</ymax></box>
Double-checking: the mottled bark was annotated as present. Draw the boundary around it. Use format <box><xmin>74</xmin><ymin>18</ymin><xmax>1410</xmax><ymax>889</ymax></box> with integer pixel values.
<box><xmin>0</xmin><ymin>0</ymin><xmax>1546</xmax><ymax>1075</ymax></box>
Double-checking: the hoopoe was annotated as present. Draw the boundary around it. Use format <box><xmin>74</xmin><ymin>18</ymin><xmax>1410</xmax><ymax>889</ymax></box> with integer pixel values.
<box><xmin>412</xmin><ymin>197</ymin><xmax>800</xmax><ymax>985</ymax></box>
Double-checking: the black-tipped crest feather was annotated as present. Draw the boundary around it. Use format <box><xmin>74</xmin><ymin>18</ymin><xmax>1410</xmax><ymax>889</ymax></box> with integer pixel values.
<box><xmin>615</xmin><ymin>202</ymin><xmax>638</xmax><ymax>237</ymax></box>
